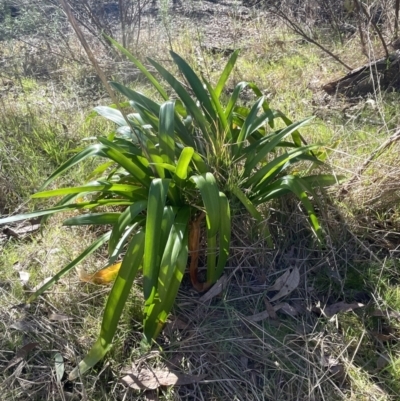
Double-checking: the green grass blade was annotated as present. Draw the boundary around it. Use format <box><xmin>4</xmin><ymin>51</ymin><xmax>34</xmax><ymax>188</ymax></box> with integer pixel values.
<box><xmin>27</xmin><ymin>231</ymin><xmax>112</xmax><ymax>303</ymax></box>
<box><xmin>106</xmin><ymin>36</ymin><xmax>168</xmax><ymax>100</ymax></box>
<box><xmin>170</xmin><ymin>51</ymin><xmax>217</xmax><ymax>124</ymax></box>
<box><xmin>63</xmin><ymin>213</ymin><xmax>121</xmax><ymax>226</ymax></box>
<box><xmin>109</xmin><ymin>200</ymin><xmax>147</xmax><ymax>256</ymax></box>
<box><xmin>68</xmin><ymin>230</ymin><xmax>145</xmax><ymax>380</ymax></box>
<box><xmin>215</xmin><ymin>49</ymin><xmax>240</xmax><ymax>98</ymax></box>
<box><xmin>231</xmin><ymin>185</ymin><xmax>273</xmax><ymax>248</ymax></box>
<box><xmin>143</xmin><ymin>179</ymin><xmax>170</xmax><ymax>304</ymax></box>
<box><xmin>225</xmin><ymin>82</ymin><xmax>249</xmax><ymax>123</ymax></box>
<box><xmin>191</xmin><ymin>173</ymin><xmax>221</xmax><ymax>238</ymax></box>
<box><xmin>159</xmin><ymin>101</ymin><xmax>176</xmax><ymax>164</ymax></box>
<box><xmin>215</xmin><ymin>192</ymin><xmax>231</xmax><ymax>279</ymax></box>
<box><xmin>202</xmin><ymin>77</ymin><xmax>229</xmax><ymax>137</ymax></box>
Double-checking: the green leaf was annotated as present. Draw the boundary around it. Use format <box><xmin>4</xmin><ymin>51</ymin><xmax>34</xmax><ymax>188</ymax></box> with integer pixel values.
<box><xmin>170</xmin><ymin>51</ymin><xmax>217</xmax><ymax>124</ymax></box>
<box><xmin>159</xmin><ymin>101</ymin><xmax>176</xmax><ymax>164</ymax></box>
<box><xmin>215</xmin><ymin>50</ymin><xmax>240</xmax><ymax>98</ymax></box>
<box><xmin>27</xmin><ymin>232</ymin><xmax>112</xmax><ymax>303</ymax></box>
<box><xmin>97</xmin><ymin>138</ymin><xmax>152</xmax><ymax>188</ymax></box>
<box><xmin>191</xmin><ymin>173</ymin><xmax>221</xmax><ymax>238</ymax></box>
<box><xmin>236</xmin><ymin>96</ymin><xmax>265</xmax><ymax>150</ymax></box>
<box><xmin>174</xmin><ymin>147</ymin><xmax>194</xmax><ymax>187</ymax></box>
<box><xmin>243</xmin><ymin>118</ymin><xmax>314</xmax><ymax>174</ymax></box>
<box><xmin>63</xmin><ymin>213</ymin><xmax>121</xmax><ymax>226</ymax></box>
<box><xmin>106</xmin><ymin>36</ymin><xmax>169</xmax><ymax>100</ymax></box>
<box><xmin>248</xmin><ymin>145</ymin><xmax>318</xmax><ymax>189</ymax></box>
<box><xmin>148</xmin><ymin>58</ymin><xmax>211</xmax><ymax>143</ymax></box>
<box><xmin>32</xmin><ymin>183</ymin><xmax>144</xmax><ymax>198</ymax></box>
<box><xmin>108</xmin><ymin>200</ymin><xmax>147</xmax><ymax>256</ymax></box>
<box><xmin>40</xmin><ymin>144</ymin><xmax>105</xmax><ymax>190</ymax></box>
<box><xmin>143</xmin><ymin>210</ymin><xmax>189</xmax><ymax>340</ymax></box>
<box><xmin>94</xmin><ymin>106</ymin><xmax>127</xmax><ymax>126</ymax></box>
<box><xmin>215</xmin><ymin>192</ymin><xmax>231</xmax><ymax>279</ymax></box>
<box><xmin>143</xmin><ymin>179</ymin><xmax>170</xmax><ymax>304</ymax></box>
<box><xmin>231</xmin><ymin>185</ymin><xmax>273</xmax><ymax>248</ymax></box>
<box><xmin>69</xmin><ymin>230</ymin><xmax>145</xmax><ymax>380</ymax></box>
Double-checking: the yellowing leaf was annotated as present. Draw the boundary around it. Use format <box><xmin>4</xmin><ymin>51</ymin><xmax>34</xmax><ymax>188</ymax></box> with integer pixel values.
<box><xmin>79</xmin><ymin>262</ymin><xmax>122</xmax><ymax>285</ymax></box>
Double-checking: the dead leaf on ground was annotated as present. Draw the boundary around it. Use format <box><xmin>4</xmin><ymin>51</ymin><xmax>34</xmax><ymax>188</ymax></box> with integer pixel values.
<box><xmin>199</xmin><ymin>275</ymin><xmax>228</xmax><ymax>303</ymax></box>
<box><xmin>323</xmin><ymin>302</ymin><xmax>364</xmax><ymax>318</ymax></box>
<box><xmin>5</xmin><ymin>342</ymin><xmax>40</xmax><ymax>371</ymax></box>
<box><xmin>269</xmin><ymin>266</ymin><xmax>300</xmax><ymax>302</ymax></box>
<box><xmin>18</xmin><ymin>271</ymin><xmax>30</xmax><ymax>286</ymax></box>
<box><xmin>248</xmin><ymin>303</ymin><xmax>287</xmax><ymax>322</ymax></box>
<box><xmin>49</xmin><ymin>313</ymin><xmax>73</xmax><ymax>321</ymax></box>
<box><xmin>371</xmin><ymin>309</ymin><xmax>400</xmax><ymax>320</ymax></box>
<box><xmin>10</xmin><ymin>319</ymin><xmax>39</xmax><ymax>332</ymax></box>
<box><xmin>121</xmin><ymin>368</ymin><xmax>206</xmax><ymax>390</ymax></box>
<box><xmin>78</xmin><ymin>262</ymin><xmax>122</xmax><ymax>285</ymax></box>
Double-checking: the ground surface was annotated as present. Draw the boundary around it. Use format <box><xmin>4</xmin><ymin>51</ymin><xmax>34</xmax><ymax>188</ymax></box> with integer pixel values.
<box><xmin>1</xmin><ymin>1</ymin><xmax>400</xmax><ymax>400</ymax></box>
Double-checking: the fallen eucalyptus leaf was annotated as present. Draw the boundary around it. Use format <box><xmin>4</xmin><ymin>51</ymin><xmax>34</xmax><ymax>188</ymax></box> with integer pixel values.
<box><xmin>199</xmin><ymin>275</ymin><xmax>228</xmax><ymax>303</ymax></box>
<box><xmin>54</xmin><ymin>353</ymin><xmax>65</xmax><ymax>383</ymax></box>
<box><xmin>5</xmin><ymin>342</ymin><xmax>39</xmax><ymax>371</ymax></box>
<box><xmin>269</xmin><ymin>267</ymin><xmax>300</xmax><ymax>302</ymax></box>
<box><xmin>324</xmin><ymin>302</ymin><xmax>364</xmax><ymax>318</ymax></box>
<box><xmin>121</xmin><ymin>368</ymin><xmax>206</xmax><ymax>390</ymax></box>
<box><xmin>78</xmin><ymin>262</ymin><xmax>122</xmax><ymax>285</ymax></box>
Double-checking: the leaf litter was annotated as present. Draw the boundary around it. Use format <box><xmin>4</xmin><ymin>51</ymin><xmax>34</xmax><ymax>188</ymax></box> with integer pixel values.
<box><xmin>121</xmin><ymin>367</ymin><xmax>206</xmax><ymax>390</ymax></box>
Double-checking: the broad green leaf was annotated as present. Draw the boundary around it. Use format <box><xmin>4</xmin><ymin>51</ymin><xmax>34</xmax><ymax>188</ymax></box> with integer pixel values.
<box><xmin>170</xmin><ymin>51</ymin><xmax>217</xmax><ymax>124</ymax></box>
<box><xmin>0</xmin><ymin>203</ymin><xmax>97</xmax><ymax>225</ymax></box>
<box><xmin>148</xmin><ymin>58</ymin><xmax>211</xmax><ymax>143</ymax></box>
<box><xmin>159</xmin><ymin>101</ymin><xmax>176</xmax><ymax>164</ymax></box>
<box><xmin>243</xmin><ymin>118</ymin><xmax>314</xmax><ymax>174</ymax></box>
<box><xmin>97</xmin><ymin>138</ymin><xmax>151</xmax><ymax>188</ymax></box>
<box><xmin>174</xmin><ymin>147</ymin><xmax>194</xmax><ymax>187</ymax></box>
<box><xmin>215</xmin><ymin>49</ymin><xmax>240</xmax><ymax>98</ymax></box>
<box><xmin>145</xmin><ymin>207</ymin><xmax>190</xmax><ymax>339</ymax></box>
<box><xmin>40</xmin><ymin>144</ymin><xmax>105</xmax><ymax>190</ymax></box>
<box><xmin>248</xmin><ymin>145</ymin><xmax>318</xmax><ymax>189</ymax></box>
<box><xmin>32</xmin><ymin>183</ymin><xmax>143</xmax><ymax>199</ymax></box>
<box><xmin>143</xmin><ymin>179</ymin><xmax>170</xmax><ymax>304</ymax></box>
<box><xmin>27</xmin><ymin>232</ymin><xmax>112</xmax><ymax>303</ymax></box>
<box><xmin>69</xmin><ymin>230</ymin><xmax>145</xmax><ymax>380</ymax></box>
<box><xmin>191</xmin><ymin>173</ymin><xmax>221</xmax><ymax>238</ymax></box>
<box><xmin>63</xmin><ymin>212</ymin><xmax>121</xmax><ymax>226</ymax></box>
<box><xmin>109</xmin><ymin>200</ymin><xmax>147</xmax><ymax>256</ymax></box>
<box><xmin>94</xmin><ymin>106</ymin><xmax>127</xmax><ymax>126</ymax></box>
<box><xmin>236</xmin><ymin>96</ymin><xmax>265</xmax><ymax>151</ymax></box>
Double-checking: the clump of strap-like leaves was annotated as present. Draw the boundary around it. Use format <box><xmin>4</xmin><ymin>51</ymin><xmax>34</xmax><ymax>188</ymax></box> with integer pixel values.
<box><xmin>0</xmin><ymin>42</ymin><xmax>340</xmax><ymax>379</ymax></box>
